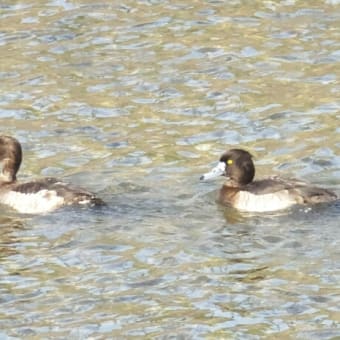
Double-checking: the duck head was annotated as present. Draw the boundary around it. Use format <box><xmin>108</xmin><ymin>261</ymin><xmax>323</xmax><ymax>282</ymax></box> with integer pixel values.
<box><xmin>0</xmin><ymin>135</ymin><xmax>22</xmax><ymax>183</ymax></box>
<box><xmin>200</xmin><ymin>149</ymin><xmax>255</xmax><ymax>186</ymax></box>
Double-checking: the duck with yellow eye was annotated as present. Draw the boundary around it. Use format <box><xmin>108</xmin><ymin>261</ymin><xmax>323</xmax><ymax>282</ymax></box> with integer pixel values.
<box><xmin>200</xmin><ymin>149</ymin><xmax>338</xmax><ymax>212</ymax></box>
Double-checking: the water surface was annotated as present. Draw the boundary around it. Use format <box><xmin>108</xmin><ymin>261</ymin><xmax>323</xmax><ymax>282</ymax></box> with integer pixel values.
<box><xmin>0</xmin><ymin>0</ymin><xmax>339</xmax><ymax>338</ymax></box>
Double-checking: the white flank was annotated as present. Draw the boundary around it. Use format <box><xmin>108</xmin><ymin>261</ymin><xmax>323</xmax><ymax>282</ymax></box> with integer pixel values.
<box><xmin>235</xmin><ymin>190</ymin><xmax>297</xmax><ymax>212</ymax></box>
<box><xmin>0</xmin><ymin>189</ymin><xmax>65</xmax><ymax>214</ymax></box>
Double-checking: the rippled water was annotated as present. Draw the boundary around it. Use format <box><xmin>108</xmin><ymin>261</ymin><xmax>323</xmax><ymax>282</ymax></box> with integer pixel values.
<box><xmin>1</xmin><ymin>0</ymin><xmax>339</xmax><ymax>338</ymax></box>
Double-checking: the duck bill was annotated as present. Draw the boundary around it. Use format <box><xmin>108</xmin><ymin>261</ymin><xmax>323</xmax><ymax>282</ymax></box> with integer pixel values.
<box><xmin>200</xmin><ymin>162</ymin><xmax>226</xmax><ymax>181</ymax></box>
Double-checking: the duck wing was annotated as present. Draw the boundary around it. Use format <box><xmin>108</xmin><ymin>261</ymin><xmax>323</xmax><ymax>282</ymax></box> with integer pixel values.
<box><xmin>246</xmin><ymin>176</ymin><xmax>337</xmax><ymax>204</ymax></box>
<box><xmin>12</xmin><ymin>177</ymin><xmax>104</xmax><ymax>206</ymax></box>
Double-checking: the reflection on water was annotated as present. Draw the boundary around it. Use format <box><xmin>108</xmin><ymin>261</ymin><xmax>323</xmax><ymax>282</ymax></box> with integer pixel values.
<box><xmin>1</xmin><ymin>0</ymin><xmax>339</xmax><ymax>338</ymax></box>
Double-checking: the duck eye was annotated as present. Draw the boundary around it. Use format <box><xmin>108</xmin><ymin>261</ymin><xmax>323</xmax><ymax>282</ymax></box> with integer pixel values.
<box><xmin>227</xmin><ymin>159</ymin><xmax>233</xmax><ymax>165</ymax></box>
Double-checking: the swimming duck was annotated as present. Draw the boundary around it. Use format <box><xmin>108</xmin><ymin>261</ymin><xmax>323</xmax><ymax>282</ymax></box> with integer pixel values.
<box><xmin>200</xmin><ymin>149</ymin><xmax>337</xmax><ymax>212</ymax></box>
<box><xmin>0</xmin><ymin>135</ymin><xmax>104</xmax><ymax>214</ymax></box>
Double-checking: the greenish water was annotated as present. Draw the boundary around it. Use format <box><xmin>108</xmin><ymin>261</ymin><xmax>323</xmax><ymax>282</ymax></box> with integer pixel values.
<box><xmin>0</xmin><ymin>1</ymin><xmax>339</xmax><ymax>338</ymax></box>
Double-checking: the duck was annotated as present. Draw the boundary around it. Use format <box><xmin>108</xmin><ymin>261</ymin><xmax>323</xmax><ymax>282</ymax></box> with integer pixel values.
<box><xmin>200</xmin><ymin>148</ymin><xmax>338</xmax><ymax>212</ymax></box>
<box><xmin>0</xmin><ymin>135</ymin><xmax>104</xmax><ymax>214</ymax></box>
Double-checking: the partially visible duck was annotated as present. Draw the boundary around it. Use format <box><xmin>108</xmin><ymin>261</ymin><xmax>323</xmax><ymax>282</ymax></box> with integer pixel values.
<box><xmin>0</xmin><ymin>135</ymin><xmax>104</xmax><ymax>214</ymax></box>
<box><xmin>200</xmin><ymin>149</ymin><xmax>337</xmax><ymax>212</ymax></box>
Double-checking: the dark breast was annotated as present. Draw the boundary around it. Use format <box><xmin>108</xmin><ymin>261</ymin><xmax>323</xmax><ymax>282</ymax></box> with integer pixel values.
<box><xmin>218</xmin><ymin>186</ymin><xmax>240</xmax><ymax>206</ymax></box>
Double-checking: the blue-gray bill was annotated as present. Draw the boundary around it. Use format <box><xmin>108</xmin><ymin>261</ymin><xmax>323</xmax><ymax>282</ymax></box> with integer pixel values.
<box><xmin>200</xmin><ymin>162</ymin><xmax>226</xmax><ymax>181</ymax></box>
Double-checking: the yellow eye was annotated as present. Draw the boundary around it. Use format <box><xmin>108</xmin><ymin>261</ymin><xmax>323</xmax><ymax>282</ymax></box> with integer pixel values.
<box><xmin>227</xmin><ymin>159</ymin><xmax>233</xmax><ymax>165</ymax></box>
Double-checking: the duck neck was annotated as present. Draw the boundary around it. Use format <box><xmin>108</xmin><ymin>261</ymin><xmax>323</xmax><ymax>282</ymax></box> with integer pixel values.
<box><xmin>0</xmin><ymin>158</ymin><xmax>18</xmax><ymax>183</ymax></box>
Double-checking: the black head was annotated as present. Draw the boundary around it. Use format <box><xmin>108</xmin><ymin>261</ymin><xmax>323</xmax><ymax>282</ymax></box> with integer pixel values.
<box><xmin>220</xmin><ymin>149</ymin><xmax>255</xmax><ymax>186</ymax></box>
<box><xmin>0</xmin><ymin>135</ymin><xmax>22</xmax><ymax>182</ymax></box>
